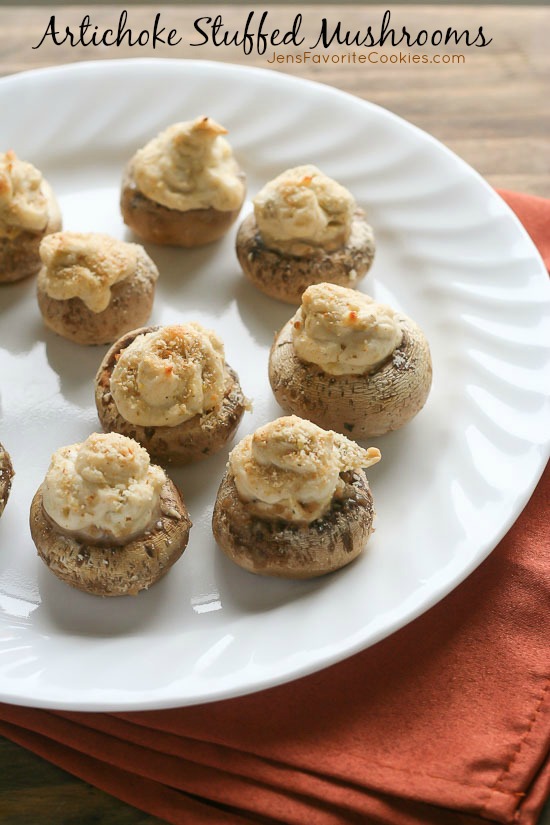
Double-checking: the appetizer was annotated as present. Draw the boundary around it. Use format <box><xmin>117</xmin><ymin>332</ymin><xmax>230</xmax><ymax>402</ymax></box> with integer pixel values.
<box><xmin>30</xmin><ymin>432</ymin><xmax>191</xmax><ymax>596</ymax></box>
<box><xmin>0</xmin><ymin>442</ymin><xmax>14</xmax><ymax>517</ymax></box>
<box><xmin>37</xmin><ymin>231</ymin><xmax>158</xmax><ymax>345</ymax></box>
<box><xmin>120</xmin><ymin>116</ymin><xmax>246</xmax><ymax>247</ymax></box>
<box><xmin>212</xmin><ymin>415</ymin><xmax>381</xmax><ymax>578</ymax></box>
<box><xmin>95</xmin><ymin>323</ymin><xmax>248</xmax><ymax>464</ymax></box>
<box><xmin>269</xmin><ymin>283</ymin><xmax>432</xmax><ymax>438</ymax></box>
<box><xmin>236</xmin><ymin>165</ymin><xmax>375</xmax><ymax>304</ymax></box>
<box><xmin>0</xmin><ymin>150</ymin><xmax>61</xmax><ymax>284</ymax></box>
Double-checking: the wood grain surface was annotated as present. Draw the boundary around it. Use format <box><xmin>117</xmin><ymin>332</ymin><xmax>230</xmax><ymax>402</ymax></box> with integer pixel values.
<box><xmin>0</xmin><ymin>5</ymin><xmax>549</xmax><ymax>825</ymax></box>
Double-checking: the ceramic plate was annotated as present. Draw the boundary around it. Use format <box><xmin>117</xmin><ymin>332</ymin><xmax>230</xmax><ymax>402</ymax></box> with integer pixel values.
<box><xmin>0</xmin><ymin>59</ymin><xmax>548</xmax><ymax>710</ymax></box>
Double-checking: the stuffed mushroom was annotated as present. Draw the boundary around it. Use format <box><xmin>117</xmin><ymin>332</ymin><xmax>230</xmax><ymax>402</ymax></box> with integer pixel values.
<box><xmin>0</xmin><ymin>442</ymin><xmax>14</xmax><ymax>517</ymax></box>
<box><xmin>121</xmin><ymin>116</ymin><xmax>246</xmax><ymax>247</ymax></box>
<box><xmin>37</xmin><ymin>231</ymin><xmax>159</xmax><ymax>345</ymax></box>
<box><xmin>30</xmin><ymin>432</ymin><xmax>191</xmax><ymax>596</ymax></box>
<box><xmin>212</xmin><ymin>415</ymin><xmax>381</xmax><ymax>579</ymax></box>
<box><xmin>236</xmin><ymin>165</ymin><xmax>375</xmax><ymax>304</ymax></box>
<box><xmin>95</xmin><ymin>323</ymin><xmax>248</xmax><ymax>464</ymax></box>
<box><xmin>0</xmin><ymin>150</ymin><xmax>61</xmax><ymax>284</ymax></box>
<box><xmin>269</xmin><ymin>283</ymin><xmax>432</xmax><ymax>438</ymax></box>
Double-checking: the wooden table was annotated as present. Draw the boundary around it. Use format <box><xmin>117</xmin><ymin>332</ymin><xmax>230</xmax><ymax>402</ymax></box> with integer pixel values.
<box><xmin>0</xmin><ymin>5</ymin><xmax>549</xmax><ymax>823</ymax></box>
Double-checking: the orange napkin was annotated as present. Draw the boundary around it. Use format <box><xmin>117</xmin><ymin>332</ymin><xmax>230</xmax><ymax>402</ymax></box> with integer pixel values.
<box><xmin>0</xmin><ymin>190</ymin><xmax>549</xmax><ymax>825</ymax></box>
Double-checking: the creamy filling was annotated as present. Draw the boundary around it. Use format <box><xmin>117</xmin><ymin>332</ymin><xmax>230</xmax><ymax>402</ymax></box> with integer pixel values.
<box><xmin>229</xmin><ymin>416</ymin><xmax>381</xmax><ymax>524</ymax></box>
<box><xmin>132</xmin><ymin>116</ymin><xmax>245</xmax><ymax>212</ymax></box>
<box><xmin>0</xmin><ymin>447</ymin><xmax>13</xmax><ymax>513</ymax></box>
<box><xmin>42</xmin><ymin>433</ymin><xmax>166</xmax><ymax>545</ymax></box>
<box><xmin>110</xmin><ymin>323</ymin><xmax>226</xmax><ymax>427</ymax></box>
<box><xmin>253</xmin><ymin>165</ymin><xmax>356</xmax><ymax>256</ymax></box>
<box><xmin>39</xmin><ymin>232</ymin><xmax>141</xmax><ymax>313</ymax></box>
<box><xmin>292</xmin><ymin>283</ymin><xmax>403</xmax><ymax>375</ymax></box>
<box><xmin>0</xmin><ymin>151</ymin><xmax>49</xmax><ymax>239</ymax></box>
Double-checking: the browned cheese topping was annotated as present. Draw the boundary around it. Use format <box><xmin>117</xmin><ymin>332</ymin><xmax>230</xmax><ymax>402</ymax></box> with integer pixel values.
<box><xmin>110</xmin><ymin>324</ymin><xmax>226</xmax><ymax>427</ymax></box>
<box><xmin>39</xmin><ymin>232</ymin><xmax>143</xmax><ymax>313</ymax></box>
<box><xmin>132</xmin><ymin>116</ymin><xmax>245</xmax><ymax>212</ymax></box>
<box><xmin>229</xmin><ymin>416</ymin><xmax>380</xmax><ymax>524</ymax></box>
<box><xmin>292</xmin><ymin>283</ymin><xmax>403</xmax><ymax>375</ymax></box>
<box><xmin>253</xmin><ymin>165</ymin><xmax>357</xmax><ymax>256</ymax></box>
<box><xmin>0</xmin><ymin>151</ymin><xmax>49</xmax><ymax>239</ymax></box>
<box><xmin>42</xmin><ymin>433</ymin><xmax>166</xmax><ymax>544</ymax></box>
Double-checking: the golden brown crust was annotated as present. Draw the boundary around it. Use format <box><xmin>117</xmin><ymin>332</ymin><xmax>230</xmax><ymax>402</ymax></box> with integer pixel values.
<box><xmin>269</xmin><ymin>314</ymin><xmax>432</xmax><ymax>438</ymax></box>
<box><xmin>37</xmin><ymin>247</ymin><xmax>157</xmax><ymax>346</ymax></box>
<box><xmin>0</xmin><ymin>182</ymin><xmax>61</xmax><ymax>284</ymax></box>
<box><xmin>95</xmin><ymin>325</ymin><xmax>247</xmax><ymax>464</ymax></box>
<box><xmin>212</xmin><ymin>468</ymin><xmax>375</xmax><ymax>579</ymax></box>
<box><xmin>120</xmin><ymin>164</ymin><xmax>246</xmax><ymax>247</ymax></box>
<box><xmin>30</xmin><ymin>478</ymin><xmax>191</xmax><ymax>596</ymax></box>
<box><xmin>0</xmin><ymin>442</ymin><xmax>14</xmax><ymax>517</ymax></box>
<box><xmin>236</xmin><ymin>210</ymin><xmax>375</xmax><ymax>305</ymax></box>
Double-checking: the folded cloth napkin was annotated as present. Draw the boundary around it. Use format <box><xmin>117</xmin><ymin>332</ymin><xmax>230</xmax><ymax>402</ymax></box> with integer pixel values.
<box><xmin>0</xmin><ymin>190</ymin><xmax>549</xmax><ymax>825</ymax></box>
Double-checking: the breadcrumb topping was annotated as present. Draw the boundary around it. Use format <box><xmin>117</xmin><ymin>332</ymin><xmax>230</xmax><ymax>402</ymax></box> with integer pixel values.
<box><xmin>132</xmin><ymin>116</ymin><xmax>245</xmax><ymax>212</ymax></box>
<box><xmin>0</xmin><ymin>446</ymin><xmax>13</xmax><ymax>516</ymax></box>
<box><xmin>292</xmin><ymin>283</ymin><xmax>403</xmax><ymax>375</ymax></box>
<box><xmin>42</xmin><ymin>433</ymin><xmax>166</xmax><ymax>544</ymax></box>
<box><xmin>110</xmin><ymin>324</ymin><xmax>226</xmax><ymax>427</ymax></box>
<box><xmin>253</xmin><ymin>165</ymin><xmax>355</xmax><ymax>256</ymax></box>
<box><xmin>39</xmin><ymin>232</ymin><xmax>142</xmax><ymax>313</ymax></box>
<box><xmin>0</xmin><ymin>151</ymin><xmax>49</xmax><ymax>238</ymax></box>
<box><xmin>229</xmin><ymin>416</ymin><xmax>380</xmax><ymax>524</ymax></box>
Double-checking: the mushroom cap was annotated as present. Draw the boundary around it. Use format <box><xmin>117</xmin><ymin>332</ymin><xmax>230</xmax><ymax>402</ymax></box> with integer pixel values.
<box><xmin>95</xmin><ymin>325</ymin><xmax>247</xmax><ymax>464</ymax></box>
<box><xmin>0</xmin><ymin>442</ymin><xmax>14</xmax><ymax>517</ymax></box>
<box><xmin>37</xmin><ymin>245</ymin><xmax>158</xmax><ymax>346</ymax></box>
<box><xmin>30</xmin><ymin>477</ymin><xmax>191</xmax><ymax>596</ymax></box>
<box><xmin>269</xmin><ymin>313</ymin><xmax>432</xmax><ymax>438</ymax></box>
<box><xmin>120</xmin><ymin>163</ymin><xmax>246</xmax><ymax>247</ymax></box>
<box><xmin>212</xmin><ymin>468</ymin><xmax>375</xmax><ymax>579</ymax></box>
<box><xmin>0</xmin><ymin>180</ymin><xmax>61</xmax><ymax>284</ymax></box>
<box><xmin>236</xmin><ymin>210</ymin><xmax>375</xmax><ymax>305</ymax></box>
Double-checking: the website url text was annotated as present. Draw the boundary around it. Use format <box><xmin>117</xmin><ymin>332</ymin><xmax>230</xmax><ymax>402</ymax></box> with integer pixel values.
<box><xmin>266</xmin><ymin>51</ymin><xmax>466</xmax><ymax>65</ymax></box>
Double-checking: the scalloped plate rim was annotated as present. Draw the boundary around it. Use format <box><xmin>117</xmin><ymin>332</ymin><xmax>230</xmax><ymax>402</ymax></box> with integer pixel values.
<box><xmin>0</xmin><ymin>58</ymin><xmax>548</xmax><ymax>710</ymax></box>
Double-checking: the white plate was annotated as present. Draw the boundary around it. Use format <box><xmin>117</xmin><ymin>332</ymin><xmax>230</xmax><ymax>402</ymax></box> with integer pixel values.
<box><xmin>0</xmin><ymin>59</ymin><xmax>548</xmax><ymax>711</ymax></box>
